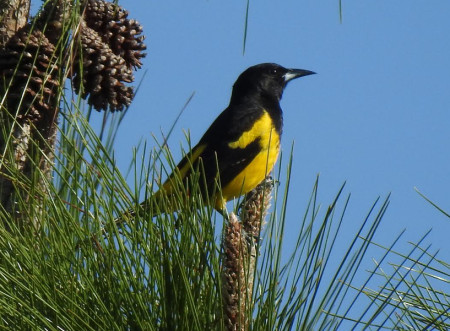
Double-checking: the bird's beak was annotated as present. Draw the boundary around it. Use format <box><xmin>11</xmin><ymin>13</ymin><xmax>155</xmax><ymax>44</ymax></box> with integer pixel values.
<box><xmin>284</xmin><ymin>69</ymin><xmax>316</xmax><ymax>82</ymax></box>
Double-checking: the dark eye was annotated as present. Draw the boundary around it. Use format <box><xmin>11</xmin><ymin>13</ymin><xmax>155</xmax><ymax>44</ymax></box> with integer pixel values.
<box><xmin>271</xmin><ymin>68</ymin><xmax>278</xmax><ymax>75</ymax></box>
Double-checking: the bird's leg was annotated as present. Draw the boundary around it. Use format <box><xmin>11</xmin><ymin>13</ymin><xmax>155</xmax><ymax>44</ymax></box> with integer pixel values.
<box><xmin>216</xmin><ymin>206</ymin><xmax>230</xmax><ymax>221</ymax></box>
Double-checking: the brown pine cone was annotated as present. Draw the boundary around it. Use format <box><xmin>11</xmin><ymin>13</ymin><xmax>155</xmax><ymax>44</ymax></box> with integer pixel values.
<box><xmin>71</xmin><ymin>21</ymin><xmax>134</xmax><ymax>111</ymax></box>
<box><xmin>0</xmin><ymin>27</ymin><xmax>60</xmax><ymax>124</ymax></box>
<box><xmin>84</xmin><ymin>0</ymin><xmax>146</xmax><ymax>69</ymax></box>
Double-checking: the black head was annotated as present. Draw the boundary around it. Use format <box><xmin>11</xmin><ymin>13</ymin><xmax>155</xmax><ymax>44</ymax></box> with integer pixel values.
<box><xmin>230</xmin><ymin>63</ymin><xmax>315</xmax><ymax>104</ymax></box>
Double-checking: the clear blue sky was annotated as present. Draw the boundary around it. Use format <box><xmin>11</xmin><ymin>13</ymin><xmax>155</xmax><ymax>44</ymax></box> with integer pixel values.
<box><xmin>106</xmin><ymin>0</ymin><xmax>449</xmax><ymax>308</ymax></box>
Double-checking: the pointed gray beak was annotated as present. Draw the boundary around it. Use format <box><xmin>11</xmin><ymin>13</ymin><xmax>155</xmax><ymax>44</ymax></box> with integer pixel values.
<box><xmin>284</xmin><ymin>69</ymin><xmax>316</xmax><ymax>82</ymax></box>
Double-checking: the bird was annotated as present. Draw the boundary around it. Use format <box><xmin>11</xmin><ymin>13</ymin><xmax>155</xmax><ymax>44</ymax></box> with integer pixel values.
<box><xmin>123</xmin><ymin>63</ymin><xmax>315</xmax><ymax>219</ymax></box>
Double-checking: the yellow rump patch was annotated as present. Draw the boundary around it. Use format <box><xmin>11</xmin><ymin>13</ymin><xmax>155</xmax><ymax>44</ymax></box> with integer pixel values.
<box><xmin>161</xmin><ymin>144</ymin><xmax>207</xmax><ymax>194</ymax></box>
<box><xmin>177</xmin><ymin>144</ymin><xmax>207</xmax><ymax>179</ymax></box>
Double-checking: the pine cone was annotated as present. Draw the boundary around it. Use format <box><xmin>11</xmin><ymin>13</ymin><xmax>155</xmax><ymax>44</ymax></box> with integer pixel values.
<box><xmin>36</xmin><ymin>0</ymin><xmax>73</xmax><ymax>44</ymax></box>
<box><xmin>0</xmin><ymin>27</ymin><xmax>60</xmax><ymax>125</ymax></box>
<box><xmin>240</xmin><ymin>176</ymin><xmax>274</xmax><ymax>239</ymax></box>
<box><xmin>71</xmin><ymin>21</ymin><xmax>134</xmax><ymax>111</ymax></box>
<box><xmin>222</xmin><ymin>213</ymin><xmax>244</xmax><ymax>330</ymax></box>
<box><xmin>84</xmin><ymin>0</ymin><xmax>146</xmax><ymax>69</ymax></box>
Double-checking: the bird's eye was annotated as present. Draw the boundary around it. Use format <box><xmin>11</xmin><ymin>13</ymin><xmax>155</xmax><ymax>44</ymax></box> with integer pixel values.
<box><xmin>271</xmin><ymin>68</ymin><xmax>278</xmax><ymax>75</ymax></box>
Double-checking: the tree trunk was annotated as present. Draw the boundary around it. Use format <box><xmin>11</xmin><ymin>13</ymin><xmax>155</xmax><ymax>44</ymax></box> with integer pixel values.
<box><xmin>0</xmin><ymin>0</ymin><xmax>61</xmax><ymax>231</ymax></box>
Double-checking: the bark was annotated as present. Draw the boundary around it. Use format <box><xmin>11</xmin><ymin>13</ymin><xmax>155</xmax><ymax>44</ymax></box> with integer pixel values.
<box><xmin>0</xmin><ymin>0</ymin><xmax>30</xmax><ymax>47</ymax></box>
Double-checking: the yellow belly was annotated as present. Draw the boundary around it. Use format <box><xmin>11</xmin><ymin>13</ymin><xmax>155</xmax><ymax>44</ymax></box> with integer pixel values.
<box><xmin>216</xmin><ymin>111</ymin><xmax>280</xmax><ymax>209</ymax></box>
<box><xmin>221</xmin><ymin>140</ymin><xmax>279</xmax><ymax>197</ymax></box>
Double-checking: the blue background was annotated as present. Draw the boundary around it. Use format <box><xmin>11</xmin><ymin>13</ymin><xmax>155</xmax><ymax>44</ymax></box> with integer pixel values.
<box><xmin>90</xmin><ymin>0</ymin><xmax>449</xmax><ymax>312</ymax></box>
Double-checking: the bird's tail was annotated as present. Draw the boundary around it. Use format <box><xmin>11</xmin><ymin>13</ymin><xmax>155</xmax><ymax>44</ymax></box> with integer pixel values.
<box><xmin>113</xmin><ymin>188</ymin><xmax>179</xmax><ymax>226</ymax></box>
<box><xmin>113</xmin><ymin>171</ymin><xmax>215</xmax><ymax>226</ymax></box>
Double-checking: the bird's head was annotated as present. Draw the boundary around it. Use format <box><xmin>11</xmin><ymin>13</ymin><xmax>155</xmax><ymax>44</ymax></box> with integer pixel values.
<box><xmin>231</xmin><ymin>63</ymin><xmax>315</xmax><ymax>103</ymax></box>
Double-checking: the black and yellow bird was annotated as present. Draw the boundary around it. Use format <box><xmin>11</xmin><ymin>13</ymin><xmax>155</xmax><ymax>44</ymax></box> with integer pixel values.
<box><xmin>128</xmin><ymin>63</ymin><xmax>315</xmax><ymax>218</ymax></box>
